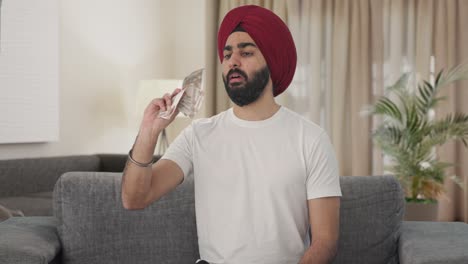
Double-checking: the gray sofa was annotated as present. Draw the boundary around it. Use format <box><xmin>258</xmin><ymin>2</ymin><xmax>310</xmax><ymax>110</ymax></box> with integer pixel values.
<box><xmin>1</xmin><ymin>159</ymin><xmax>468</xmax><ymax>263</ymax></box>
<box><xmin>0</xmin><ymin>154</ymin><xmax>136</xmax><ymax>217</ymax></box>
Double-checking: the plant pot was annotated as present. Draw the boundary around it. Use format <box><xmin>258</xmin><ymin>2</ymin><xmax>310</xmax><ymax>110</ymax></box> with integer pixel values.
<box><xmin>404</xmin><ymin>201</ymin><xmax>438</xmax><ymax>221</ymax></box>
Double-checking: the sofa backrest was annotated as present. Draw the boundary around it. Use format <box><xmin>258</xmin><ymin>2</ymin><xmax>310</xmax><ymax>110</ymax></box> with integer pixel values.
<box><xmin>53</xmin><ymin>172</ymin><xmax>198</xmax><ymax>264</ymax></box>
<box><xmin>96</xmin><ymin>154</ymin><xmax>161</xmax><ymax>172</ymax></box>
<box><xmin>53</xmin><ymin>173</ymin><xmax>404</xmax><ymax>264</ymax></box>
<box><xmin>0</xmin><ymin>155</ymin><xmax>101</xmax><ymax>197</ymax></box>
<box><xmin>333</xmin><ymin>175</ymin><xmax>404</xmax><ymax>264</ymax></box>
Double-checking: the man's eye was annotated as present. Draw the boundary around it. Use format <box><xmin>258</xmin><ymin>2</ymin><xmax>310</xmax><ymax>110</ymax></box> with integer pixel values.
<box><xmin>224</xmin><ymin>54</ymin><xmax>231</xmax><ymax>59</ymax></box>
<box><xmin>241</xmin><ymin>52</ymin><xmax>253</xmax><ymax>57</ymax></box>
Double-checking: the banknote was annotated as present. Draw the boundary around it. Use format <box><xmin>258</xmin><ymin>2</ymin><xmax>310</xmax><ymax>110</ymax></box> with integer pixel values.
<box><xmin>158</xmin><ymin>68</ymin><xmax>205</xmax><ymax>119</ymax></box>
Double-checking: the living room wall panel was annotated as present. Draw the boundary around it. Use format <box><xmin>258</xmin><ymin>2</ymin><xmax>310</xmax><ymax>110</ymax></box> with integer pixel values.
<box><xmin>0</xmin><ymin>0</ymin><xmax>59</xmax><ymax>144</ymax></box>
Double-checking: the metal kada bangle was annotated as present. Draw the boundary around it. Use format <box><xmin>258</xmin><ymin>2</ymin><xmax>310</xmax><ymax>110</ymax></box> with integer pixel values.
<box><xmin>128</xmin><ymin>149</ymin><xmax>154</xmax><ymax>167</ymax></box>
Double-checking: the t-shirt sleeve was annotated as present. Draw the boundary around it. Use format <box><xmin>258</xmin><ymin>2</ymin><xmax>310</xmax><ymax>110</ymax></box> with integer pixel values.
<box><xmin>305</xmin><ymin>131</ymin><xmax>342</xmax><ymax>200</ymax></box>
<box><xmin>160</xmin><ymin>124</ymin><xmax>194</xmax><ymax>181</ymax></box>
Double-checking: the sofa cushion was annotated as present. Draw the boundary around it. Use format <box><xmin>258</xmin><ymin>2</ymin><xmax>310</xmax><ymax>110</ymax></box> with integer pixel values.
<box><xmin>0</xmin><ymin>155</ymin><xmax>101</xmax><ymax>197</ymax></box>
<box><xmin>0</xmin><ymin>192</ymin><xmax>53</xmax><ymax>216</ymax></box>
<box><xmin>0</xmin><ymin>216</ymin><xmax>61</xmax><ymax>264</ymax></box>
<box><xmin>96</xmin><ymin>154</ymin><xmax>162</xmax><ymax>172</ymax></box>
<box><xmin>96</xmin><ymin>154</ymin><xmax>129</xmax><ymax>172</ymax></box>
<box><xmin>333</xmin><ymin>175</ymin><xmax>404</xmax><ymax>264</ymax></box>
<box><xmin>399</xmin><ymin>221</ymin><xmax>468</xmax><ymax>264</ymax></box>
<box><xmin>53</xmin><ymin>172</ymin><xmax>199</xmax><ymax>264</ymax></box>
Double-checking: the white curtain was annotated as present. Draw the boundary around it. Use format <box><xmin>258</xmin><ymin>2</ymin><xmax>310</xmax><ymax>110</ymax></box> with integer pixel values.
<box><xmin>284</xmin><ymin>0</ymin><xmax>468</xmax><ymax>221</ymax></box>
<box><xmin>381</xmin><ymin>0</ymin><xmax>468</xmax><ymax>222</ymax></box>
<box><xmin>282</xmin><ymin>0</ymin><xmax>377</xmax><ymax>177</ymax></box>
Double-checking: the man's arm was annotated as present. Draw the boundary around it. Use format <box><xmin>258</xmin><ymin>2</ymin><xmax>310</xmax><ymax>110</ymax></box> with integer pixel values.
<box><xmin>299</xmin><ymin>197</ymin><xmax>340</xmax><ymax>264</ymax></box>
<box><xmin>122</xmin><ymin>158</ymin><xmax>184</xmax><ymax>210</ymax></box>
<box><xmin>121</xmin><ymin>129</ymin><xmax>184</xmax><ymax>210</ymax></box>
<box><xmin>121</xmin><ymin>89</ymin><xmax>185</xmax><ymax>210</ymax></box>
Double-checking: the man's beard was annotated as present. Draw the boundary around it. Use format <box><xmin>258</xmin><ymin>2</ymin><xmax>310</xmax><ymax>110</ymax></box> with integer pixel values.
<box><xmin>222</xmin><ymin>66</ymin><xmax>270</xmax><ymax>107</ymax></box>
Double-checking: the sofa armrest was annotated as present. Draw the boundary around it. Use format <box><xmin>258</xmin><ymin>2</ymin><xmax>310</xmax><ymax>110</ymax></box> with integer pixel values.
<box><xmin>399</xmin><ymin>221</ymin><xmax>468</xmax><ymax>264</ymax></box>
<box><xmin>0</xmin><ymin>216</ymin><xmax>61</xmax><ymax>264</ymax></box>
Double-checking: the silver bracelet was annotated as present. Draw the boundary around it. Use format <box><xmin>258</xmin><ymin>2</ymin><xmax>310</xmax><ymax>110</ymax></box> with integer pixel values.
<box><xmin>128</xmin><ymin>149</ymin><xmax>154</xmax><ymax>167</ymax></box>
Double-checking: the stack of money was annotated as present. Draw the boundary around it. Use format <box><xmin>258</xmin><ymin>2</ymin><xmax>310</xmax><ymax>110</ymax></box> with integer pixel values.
<box><xmin>159</xmin><ymin>68</ymin><xmax>205</xmax><ymax>119</ymax></box>
<box><xmin>177</xmin><ymin>68</ymin><xmax>205</xmax><ymax>118</ymax></box>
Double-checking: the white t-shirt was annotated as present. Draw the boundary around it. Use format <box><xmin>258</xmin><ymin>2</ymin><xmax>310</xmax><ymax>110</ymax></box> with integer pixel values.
<box><xmin>161</xmin><ymin>106</ymin><xmax>341</xmax><ymax>264</ymax></box>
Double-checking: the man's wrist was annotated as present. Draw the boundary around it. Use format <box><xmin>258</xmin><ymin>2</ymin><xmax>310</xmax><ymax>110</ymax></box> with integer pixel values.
<box><xmin>137</xmin><ymin>125</ymin><xmax>161</xmax><ymax>146</ymax></box>
<box><xmin>128</xmin><ymin>148</ymin><xmax>154</xmax><ymax>167</ymax></box>
<box><xmin>130</xmin><ymin>126</ymin><xmax>160</xmax><ymax>164</ymax></box>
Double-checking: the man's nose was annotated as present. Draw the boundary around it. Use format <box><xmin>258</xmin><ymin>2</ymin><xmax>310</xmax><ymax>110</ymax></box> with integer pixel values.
<box><xmin>228</xmin><ymin>53</ymin><xmax>241</xmax><ymax>69</ymax></box>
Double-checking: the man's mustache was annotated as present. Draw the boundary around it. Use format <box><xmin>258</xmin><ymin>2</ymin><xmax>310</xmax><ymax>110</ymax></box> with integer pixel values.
<box><xmin>227</xmin><ymin>68</ymin><xmax>248</xmax><ymax>80</ymax></box>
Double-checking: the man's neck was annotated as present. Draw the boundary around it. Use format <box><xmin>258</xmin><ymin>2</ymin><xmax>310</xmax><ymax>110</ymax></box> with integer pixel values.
<box><xmin>232</xmin><ymin>84</ymin><xmax>281</xmax><ymax>121</ymax></box>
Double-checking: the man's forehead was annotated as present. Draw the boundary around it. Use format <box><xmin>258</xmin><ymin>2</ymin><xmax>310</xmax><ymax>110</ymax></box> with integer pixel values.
<box><xmin>225</xmin><ymin>31</ymin><xmax>256</xmax><ymax>47</ymax></box>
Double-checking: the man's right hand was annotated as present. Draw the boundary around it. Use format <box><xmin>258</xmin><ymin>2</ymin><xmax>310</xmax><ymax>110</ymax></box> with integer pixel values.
<box><xmin>132</xmin><ymin>88</ymin><xmax>183</xmax><ymax>163</ymax></box>
<box><xmin>141</xmin><ymin>88</ymin><xmax>183</xmax><ymax>136</ymax></box>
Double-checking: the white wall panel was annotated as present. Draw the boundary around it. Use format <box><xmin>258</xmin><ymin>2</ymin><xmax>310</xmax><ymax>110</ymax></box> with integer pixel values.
<box><xmin>0</xmin><ymin>0</ymin><xmax>59</xmax><ymax>143</ymax></box>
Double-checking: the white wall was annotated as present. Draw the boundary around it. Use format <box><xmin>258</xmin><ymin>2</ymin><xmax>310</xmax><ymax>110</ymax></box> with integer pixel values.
<box><xmin>0</xmin><ymin>0</ymin><xmax>206</xmax><ymax>159</ymax></box>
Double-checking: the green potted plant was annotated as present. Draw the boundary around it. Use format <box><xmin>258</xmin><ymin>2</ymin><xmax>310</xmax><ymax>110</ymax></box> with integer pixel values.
<box><xmin>364</xmin><ymin>64</ymin><xmax>468</xmax><ymax>220</ymax></box>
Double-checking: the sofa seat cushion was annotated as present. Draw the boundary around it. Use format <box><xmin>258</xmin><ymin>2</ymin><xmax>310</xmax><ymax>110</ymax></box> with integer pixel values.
<box><xmin>0</xmin><ymin>216</ymin><xmax>61</xmax><ymax>264</ymax></box>
<box><xmin>0</xmin><ymin>192</ymin><xmax>53</xmax><ymax>216</ymax></box>
<box><xmin>399</xmin><ymin>221</ymin><xmax>468</xmax><ymax>264</ymax></box>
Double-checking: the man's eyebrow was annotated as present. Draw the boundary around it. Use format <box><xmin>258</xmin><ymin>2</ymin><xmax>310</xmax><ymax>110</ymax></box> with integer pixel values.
<box><xmin>223</xmin><ymin>42</ymin><xmax>257</xmax><ymax>52</ymax></box>
<box><xmin>238</xmin><ymin>42</ymin><xmax>257</xmax><ymax>49</ymax></box>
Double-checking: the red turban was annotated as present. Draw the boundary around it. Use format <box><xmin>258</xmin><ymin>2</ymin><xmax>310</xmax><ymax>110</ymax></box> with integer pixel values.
<box><xmin>217</xmin><ymin>5</ymin><xmax>297</xmax><ymax>97</ymax></box>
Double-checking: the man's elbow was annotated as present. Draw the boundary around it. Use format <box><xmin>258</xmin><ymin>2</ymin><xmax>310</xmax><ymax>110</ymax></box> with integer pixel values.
<box><xmin>328</xmin><ymin>241</ymin><xmax>338</xmax><ymax>260</ymax></box>
<box><xmin>121</xmin><ymin>193</ymin><xmax>148</xmax><ymax>210</ymax></box>
<box><xmin>122</xmin><ymin>201</ymin><xmax>146</xmax><ymax>210</ymax></box>
<box><xmin>312</xmin><ymin>237</ymin><xmax>339</xmax><ymax>261</ymax></box>
<box><xmin>324</xmin><ymin>238</ymin><xmax>339</xmax><ymax>262</ymax></box>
